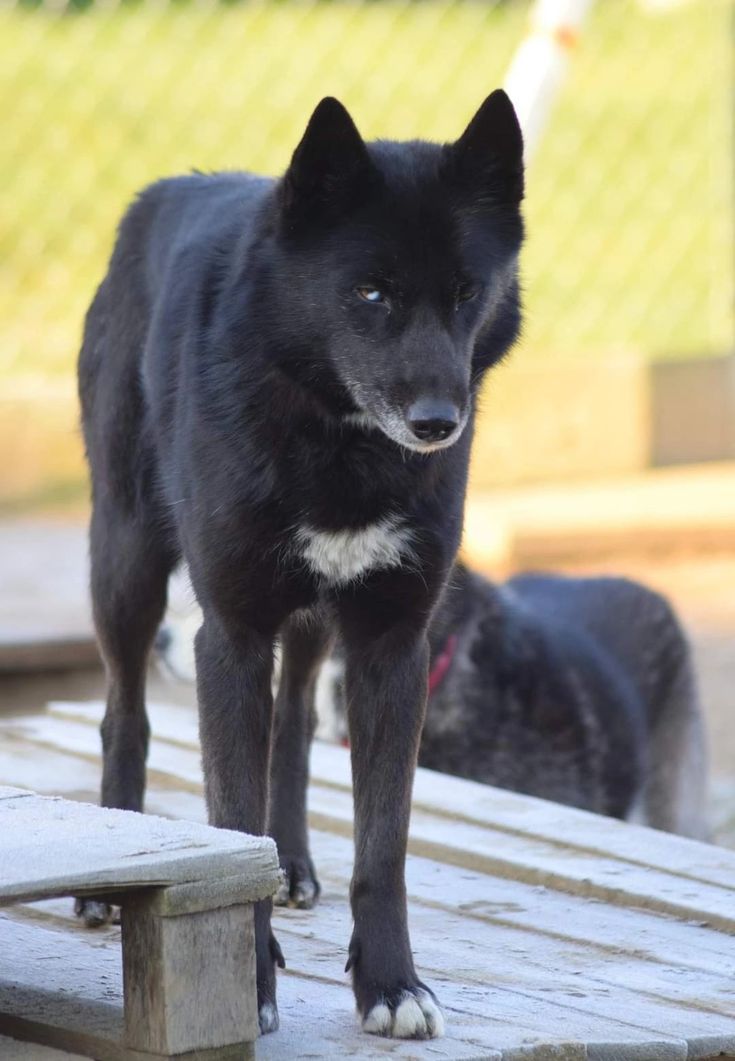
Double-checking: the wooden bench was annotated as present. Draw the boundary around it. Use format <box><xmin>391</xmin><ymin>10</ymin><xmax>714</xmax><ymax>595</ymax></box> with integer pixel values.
<box><xmin>0</xmin><ymin>786</ymin><xmax>280</xmax><ymax>1060</ymax></box>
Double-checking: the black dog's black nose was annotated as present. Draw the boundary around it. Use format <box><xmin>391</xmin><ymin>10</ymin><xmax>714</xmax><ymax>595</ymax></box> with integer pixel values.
<box><xmin>406</xmin><ymin>400</ymin><xmax>460</xmax><ymax>443</ymax></box>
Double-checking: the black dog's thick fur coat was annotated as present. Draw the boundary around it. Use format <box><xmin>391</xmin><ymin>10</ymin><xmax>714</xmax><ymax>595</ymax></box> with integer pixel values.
<box><xmin>78</xmin><ymin>93</ymin><xmax>524</xmax><ymax>1038</ymax></box>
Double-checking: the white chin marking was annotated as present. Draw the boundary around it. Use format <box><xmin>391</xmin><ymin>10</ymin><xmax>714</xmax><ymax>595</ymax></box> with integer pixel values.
<box><xmin>259</xmin><ymin>1001</ymin><xmax>279</xmax><ymax>1035</ymax></box>
<box><xmin>297</xmin><ymin>516</ymin><xmax>415</xmax><ymax>586</ymax></box>
<box><xmin>363</xmin><ymin>990</ymin><xmax>445</xmax><ymax>1040</ymax></box>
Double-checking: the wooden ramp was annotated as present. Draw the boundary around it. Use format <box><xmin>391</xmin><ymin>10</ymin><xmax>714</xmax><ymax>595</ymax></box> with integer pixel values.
<box><xmin>1</xmin><ymin>699</ymin><xmax>735</xmax><ymax>1060</ymax></box>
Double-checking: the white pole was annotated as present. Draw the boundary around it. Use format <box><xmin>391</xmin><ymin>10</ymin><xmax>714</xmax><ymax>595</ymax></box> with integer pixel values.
<box><xmin>504</xmin><ymin>0</ymin><xmax>596</xmax><ymax>161</ymax></box>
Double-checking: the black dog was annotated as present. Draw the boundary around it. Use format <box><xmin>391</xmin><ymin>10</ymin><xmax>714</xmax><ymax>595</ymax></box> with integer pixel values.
<box><xmin>317</xmin><ymin>563</ymin><xmax>708</xmax><ymax>838</ymax></box>
<box><xmin>77</xmin><ymin>93</ymin><xmax>524</xmax><ymax>1038</ymax></box>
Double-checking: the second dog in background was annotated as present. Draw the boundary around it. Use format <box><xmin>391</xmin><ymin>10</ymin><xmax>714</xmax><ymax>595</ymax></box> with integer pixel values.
<box><xmin>159</xmin><ymin>560</ymin><xmax>709</xmax><ymax>854</ymax></box>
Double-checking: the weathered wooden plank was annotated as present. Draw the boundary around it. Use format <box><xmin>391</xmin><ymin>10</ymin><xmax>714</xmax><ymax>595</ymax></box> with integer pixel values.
<box><xmin>308</xmin><ymin>829</ymin><xmax>735</xmax><ymax>976</ymax></box>
<box><xmin>48</xmin><ymin>699</ymin><xmax>735</xmax><ymax>891</ymax></box>
<box><xmin>0</xmin><ymin>637</ymin><xmax>98</xmax><ymax>673</ymax></box>
<box><xmin>0</xmin><ymin>915</ymin><xmax>684</xmax><ymax>1061</ymax></box>
<box><xmin>0</xmin><ymin>739</ymin><xmax>101</xmax><ymax>804</ymax></box>
<box><xmin>0</xmin><ymin>521</ymin><xmax>94</xmax><ymax>673</ymax></box>
<box><xmin>261</xmin><ymin>930</ymin><xmax>688</xmax><ymax>1061</ymax></box>
<box><xmin>10</xmin><ymin>843</ymin><xmax>735</xmax><ymax>1058</ymax></box>
<box><xmin>0</xmin><ymin>1034</ymin><xmax>87</xmax><ymax>1060</ymax></box>
<box><xmin>0</xmin><ymin>1019</ymin><xmax>251</xmax><ymax>1061</ymax></box>
<box><xmin>12</xmin><ymin>709</ymin><xmax>735</xmax><ymax>930</ymax></box>
<box><xmin>272</xmin><ymin>894</ymin><xmax>735</xmax><ymax>1052</ymax></box>
<box><xmin>5</xmin><ymin>701</ymin><xmax>735</xmax><ymax>1059</ymax></box>
<box><xmin>0</xmin><ymin>791</ymin><xmax>279</xmax><ymax>905</ymax></box>
<box><xmin>14</xmin><ymin>831</ymin><xmax>735</xmax><ymax>995</ymax></box>
<box><xmin>0</xmin><ymin>786</ymin><xmax>33</xmax><ymax>801</ymax></box>
<box><xmin>305</xmin><ymin>783</ymin><xmax>735</xmax><ymax>932</ymax></box>
<box><xmin>306</xmin><ymin>738</ymin><xmax>735</xmax><ymax>893</ymax></box>
<box><xmin>100</xmin><ymin>789</ymin><xmax>735</xmax><ymax>987</ymax></box>
<box><xmin>0</xmin><ymin>913</ymin><xmax>485</xmax><ymax>1060</ymax></box>
<box><xmin>0</xmin><ymin>913</ymin><xmax>125</xmax><ymax>1055</ymax></box>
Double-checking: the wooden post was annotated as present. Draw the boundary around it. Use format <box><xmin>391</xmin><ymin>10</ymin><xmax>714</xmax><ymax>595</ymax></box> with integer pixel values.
<box><xmin>121</xmin><ymin>883</ymin><xmax>258</xmax><ymax>1059</ymax></box>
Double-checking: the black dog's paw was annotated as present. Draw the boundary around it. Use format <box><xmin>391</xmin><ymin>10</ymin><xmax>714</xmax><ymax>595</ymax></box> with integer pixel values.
<box><xmin>258</xmin><ymin>999</ymin><xmax>279</xmax><ymax>1035</ymax></box>
<box><xmin>347</xmin><ymin>942</ymin><xmax>443</xmax><ymax>1039</ymax></box>
<box><xmin>74</xmin><ymin>898</ymin><xmax>118</xmax><ymax>928</ymax></box>
<box><xmin>273</xmin><ymin>853</ymin><xmax>320</xmax><ymax>910</ymax></box>
<box><xmin>257</xmin><ymin>932</ymin><xmax>285</xmax><ymax>1035</ymax></box>
<box><xmin>347</xmin><ymin>939</ymin><xmax>444</xmax><ymax>1039</ymax></box>
<box><xmin>361</xmin><ymin>985</ymin><xmax>445</xmax><ymax>1039</ymax></box>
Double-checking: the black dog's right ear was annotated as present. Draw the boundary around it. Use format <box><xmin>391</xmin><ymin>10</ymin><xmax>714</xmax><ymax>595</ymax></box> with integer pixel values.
<box><xmin>448</xmin><ymin>90</ymin><xmax>524</xmax><ymax>205</ymax></box>
<box><xmin>280</xmin><ymin>97</ymin><xmax>375</xmax><ymax>221</ymax></box>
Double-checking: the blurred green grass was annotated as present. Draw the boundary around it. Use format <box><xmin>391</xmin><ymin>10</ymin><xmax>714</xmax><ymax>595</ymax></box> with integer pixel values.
<box><xmin>0</xmin><ymin>0</ymin><xmax>732</xmax><ymax>383</ymax></box>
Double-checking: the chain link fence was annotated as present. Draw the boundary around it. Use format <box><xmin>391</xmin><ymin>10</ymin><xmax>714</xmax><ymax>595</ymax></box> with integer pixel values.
<box><xmin>0</xmin><ymin>0</ymin><xmax>732</xmax><ymax>499</ymax></box>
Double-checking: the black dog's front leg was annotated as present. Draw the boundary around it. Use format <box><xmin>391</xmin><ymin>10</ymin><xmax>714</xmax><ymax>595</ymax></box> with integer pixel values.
<box><xmin>342</xmin><ymin>627</ymin><xmax>444</xmax><ymax>1039</ymax></box>
<box><xmin>269</xmin><ymin>614</ymin><xmax>333</xmax><ymax>909</ymax></box>
<box><xmin>194</xmin><ymin>615</ymin><xmax>284</xmax><ymax>1035</ymax></box>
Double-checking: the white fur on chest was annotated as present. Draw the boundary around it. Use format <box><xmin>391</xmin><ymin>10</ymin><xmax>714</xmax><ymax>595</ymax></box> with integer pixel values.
<box><xmin>296</xmin><ymin>516</ymin><xmax>415</xmax><ymax>585</ymax></box>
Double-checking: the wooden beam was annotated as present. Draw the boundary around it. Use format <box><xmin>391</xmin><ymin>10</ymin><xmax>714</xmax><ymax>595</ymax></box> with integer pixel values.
<box><xmin>121</xmin><ymin>894</ymin><xmax>257</xmax><ymax>1056</ymax></box>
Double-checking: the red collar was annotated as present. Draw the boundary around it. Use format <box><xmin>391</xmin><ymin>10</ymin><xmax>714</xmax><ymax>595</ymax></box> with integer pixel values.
<box><xmin>428</xmin><ymin>633</ymin><xmax>458</xmax><ymax>696</ymax></box>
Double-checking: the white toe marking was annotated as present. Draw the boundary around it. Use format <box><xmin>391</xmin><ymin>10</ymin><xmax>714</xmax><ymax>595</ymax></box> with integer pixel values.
<box><xmin>296</xmin><ymin>516</ymin><xmax>415</xmax><ymax>585</ymax></box>
<box><xmin>362</xmin><ymin>991</ymin><xmax>445</xmax><ymax>1039</ymax></box>
<box><xmin>417</xmin><ymin>989</ymin><xmax>445</xmax><ymax>1038</ymax></box>
<box><xmin>362</xmin><ymin>1001</ymin><xmax>392</xmax><ymax>1035</ymax></box>
<box><xmin>273</xmin><ymin>880</ymin><xmax>290</xmax><ymax>906</ymax></box>
<box><xmin>259</xmin><ymin>1001</ymin><xmax>279</xmax><ymax>1034</ymax></box>
<box><xmin>393</xmin><ymin>996</ymin><xmax>425</xmax><ymax>1038</ymax></box>
<box><xmin>294</xmin><ymin>879</ymin><xmax>317</xmax><ymax>907</ymax></box>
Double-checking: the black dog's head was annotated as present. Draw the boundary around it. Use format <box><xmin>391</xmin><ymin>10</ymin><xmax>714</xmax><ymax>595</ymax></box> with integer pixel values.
<box><xmin>269</xmin><ymin>93</ymin><xmax>524</xmax><ymax>453</ymax></box>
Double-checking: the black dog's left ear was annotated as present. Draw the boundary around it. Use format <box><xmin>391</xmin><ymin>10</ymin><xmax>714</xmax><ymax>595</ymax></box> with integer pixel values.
<box><xmin>449</xmin><ymin>90</ymin><xmax>524</xmax><ymax>204</ymax></box>
<box><xmin>280</xmin><ymin>97</ymin><xmax>376</xmax><ymax>221</ymax></box>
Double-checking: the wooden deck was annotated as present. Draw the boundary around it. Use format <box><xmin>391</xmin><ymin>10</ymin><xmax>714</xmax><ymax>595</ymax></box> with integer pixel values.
<box><xmin>2</xmin><ymin>698</ymin><xmax>735</xmax><ymax>1059</ymax></box>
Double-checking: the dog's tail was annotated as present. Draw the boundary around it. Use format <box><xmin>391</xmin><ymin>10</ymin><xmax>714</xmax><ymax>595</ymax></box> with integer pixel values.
<box><xmin>637</xmin><ymin>600</ymin><xmax>709</xmax><ymax>841</ymax></box>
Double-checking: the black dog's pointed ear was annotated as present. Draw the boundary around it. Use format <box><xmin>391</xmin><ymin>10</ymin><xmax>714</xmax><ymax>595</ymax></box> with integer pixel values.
<box><xmin>449</xmin><ymin>90</ymin><xmax>524</xmax><ymax>204</ymax></box>
<box><xmin>281</xmin><ymin>97</ymin><xmax>374</xmax><ymax>219</ymax></box>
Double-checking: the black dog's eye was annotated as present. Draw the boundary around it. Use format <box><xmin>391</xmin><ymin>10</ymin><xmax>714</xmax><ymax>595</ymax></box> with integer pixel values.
<box><xmin>456</xmin><ymin>284</ymin><xmax>480</xmax><ymax>308</ymax></box>
<box><xmin>355</xmin><ymin>286</ymin><xmax>386</xmax><ymax>305</ymax></box>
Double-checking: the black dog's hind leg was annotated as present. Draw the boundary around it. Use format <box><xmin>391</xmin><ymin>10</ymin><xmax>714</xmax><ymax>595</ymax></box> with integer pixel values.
<box><xmin>341</xmin><ymin>617</ymin><xmax>444</xmax><ymax>1039</ymax></box>
<box><xmin>77</xmin><ymin>504</ymin><xmax>175</xmax><ymax>926</ymax></box>
<box><xmin>195</xmin><ymin>612</ymin><xmax>284</xmax><ymax>1034</ymax></box>
<box><xmin>269</xmin><ymin>613</ymin><xmax>334</xmax><ymax>909</ymax></box>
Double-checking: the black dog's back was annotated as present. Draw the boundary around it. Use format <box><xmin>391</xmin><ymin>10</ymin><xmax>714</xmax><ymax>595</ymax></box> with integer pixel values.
<box><xmin>508</xmin><ymin>573</ymin><xmax>683</xmax><ymax>723</ymax></box>
<box><xmin>79</xmin><ymin>172</ymin><xmax>269</xmax><ymax>475</ymax></box>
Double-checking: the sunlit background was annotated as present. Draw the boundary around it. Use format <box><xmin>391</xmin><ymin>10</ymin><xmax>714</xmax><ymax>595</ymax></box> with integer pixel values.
<box><xmin>0</xmin><ymin>0</ymin><xmax>732</xmax><ymax>503</ymax></box>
